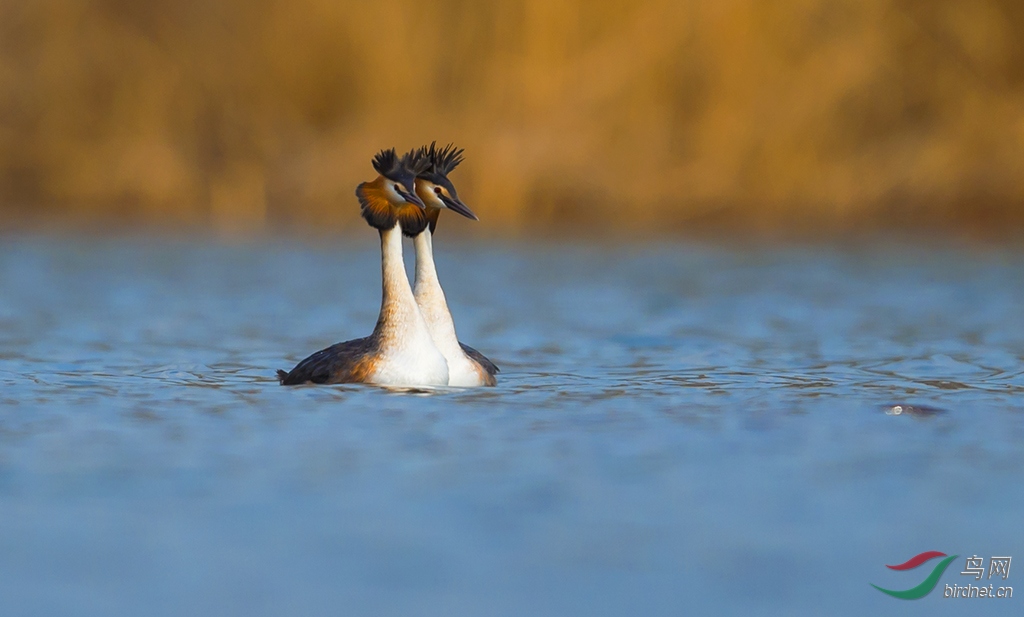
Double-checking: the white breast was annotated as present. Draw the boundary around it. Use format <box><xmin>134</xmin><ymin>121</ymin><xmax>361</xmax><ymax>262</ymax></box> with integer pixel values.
<box><xmin>371</xmin><ymin>314</ymin><xmax>450</xmax><ymax>387</ymax></box>
<box><xmin>445</xmin><ymin>354</ymin><xmax>489</xmax><ymax>387</ymax></box>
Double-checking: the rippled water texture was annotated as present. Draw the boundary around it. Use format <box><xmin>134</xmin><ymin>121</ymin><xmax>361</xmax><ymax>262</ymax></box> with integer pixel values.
<box><xmin>1</xmin><ymin>236</ymin><xmax>1022</xmax><ymax>616</ymax></box>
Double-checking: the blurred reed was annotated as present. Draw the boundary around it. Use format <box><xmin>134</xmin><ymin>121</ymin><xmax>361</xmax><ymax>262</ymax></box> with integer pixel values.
<box><xmin>0</xmin><ymin>0</ymin><xmax>1022</xmax><ymax>236</ymax></box>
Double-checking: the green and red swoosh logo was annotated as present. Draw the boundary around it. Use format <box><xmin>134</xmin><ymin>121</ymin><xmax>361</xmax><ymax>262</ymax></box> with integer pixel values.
<box><xmin>872</xmin><ymin>551</ymin><xmax>958</xmax><ymax>599</ymax></box>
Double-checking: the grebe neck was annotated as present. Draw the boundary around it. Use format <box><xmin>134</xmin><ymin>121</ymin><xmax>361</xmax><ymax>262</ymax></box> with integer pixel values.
<box><xmin>373</xmin><ymin>225</ymin><xmax>420</xmax><ymax>340</ymax></box>
<box><xmin>413</xmin><ymin>227</ymin><xmax>440</xmax><ymax>288</ymax></box>
<box><xmin>413</xmin><ymin>229</ymin><xmax>462</xmax><ymax>355</ymax></box>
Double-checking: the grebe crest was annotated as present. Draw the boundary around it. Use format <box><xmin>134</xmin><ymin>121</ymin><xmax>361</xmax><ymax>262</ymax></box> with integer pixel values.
<box><xmin>412</xmin><ymin>142</ymin><xmax>478</xmax><ymax>232</ymax></box>
<box><xmin>357</xmin><ymin>148</ymin><xmax>430</xmax><ymax>236</ymax></box>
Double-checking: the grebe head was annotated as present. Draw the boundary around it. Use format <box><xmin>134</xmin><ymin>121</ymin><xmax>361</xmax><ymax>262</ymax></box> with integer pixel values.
<box><xmin>357</xmin><ymin>148</ymin><xmax>431</xmax><ymax>236</ymax></box>
<box><xmin>413</xmin><ymin>142</ymin><xmax>478</xmax><ymax>222</ymax></box>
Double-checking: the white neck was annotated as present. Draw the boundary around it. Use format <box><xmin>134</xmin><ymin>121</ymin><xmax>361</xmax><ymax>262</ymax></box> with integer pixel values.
<box><xmin>413</xmin><ymin>229</ymin><xmax>465</xmax><ymax>359</ymax></box>
<box><xmin>367</xmin><ymin>225</ymin><xmax>449</xmax><ymax>386</ymax></box>
<box><xmin>374</xmin><ymin>226</ymin><xmax>428</xmax><ymax>342</ymax></box>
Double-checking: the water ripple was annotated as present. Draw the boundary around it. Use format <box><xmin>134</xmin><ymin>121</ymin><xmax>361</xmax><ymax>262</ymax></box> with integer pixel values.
<box><xmin>0</xmin><ymin>238</ymin><xmax>1023</xmax><ymax>616</ymax></box>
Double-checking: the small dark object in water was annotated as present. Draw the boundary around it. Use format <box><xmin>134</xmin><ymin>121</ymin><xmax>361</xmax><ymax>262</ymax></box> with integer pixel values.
<box><xmin>883</xmin><ymin>403</ymin><xmax>945</xmax><ymax>417</ymax></box>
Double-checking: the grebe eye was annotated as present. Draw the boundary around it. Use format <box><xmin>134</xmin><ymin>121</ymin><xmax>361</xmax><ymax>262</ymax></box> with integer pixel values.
<box><xmin>393</xmin><ymin>184</ymin><xmax>401</xmax><ymax>192</ymax></box>
<box><xmin>434</xmin><ymin>187</ymin><xmax>442</xmax><ymax>195</ymax></box>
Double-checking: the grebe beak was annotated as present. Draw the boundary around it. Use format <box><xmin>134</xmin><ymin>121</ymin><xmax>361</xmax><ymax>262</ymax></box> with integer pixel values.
<box><xmin>397</xmin><ymin>186</ymin><xmax>425</xmax><ymax>208</ymax></box>
<box><xmin>440</xmin><ymin>195</ymin><xmax>479</xmax><ymax>221</ymax></box>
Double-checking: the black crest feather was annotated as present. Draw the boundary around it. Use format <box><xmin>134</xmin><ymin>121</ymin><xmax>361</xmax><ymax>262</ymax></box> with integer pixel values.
<box><xmin>404</xmin><ymin>148</ymin><xmax>431</xmax><ymax>175</ymax></box>
<box><xmin>371</xmin><ymin>147</ymin><xmax>420</xmax><ymax>190</ymax></box>
<box><xmin>371</xmin><ymin>148</ymin><xmax>400</xmax><ymax>178</ymax></box>
<box><xmin>415</xmin><ymin>141</ymin><xmax>464</xmax><ymax>183</ymax></box>
<box><xmin>432</xmin><ymin>142</ymin><xmax>465</xmax><ymax>176</ymax></box>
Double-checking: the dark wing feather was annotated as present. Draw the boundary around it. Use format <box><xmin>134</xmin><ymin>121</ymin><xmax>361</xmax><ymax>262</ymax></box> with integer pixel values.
<box><xmin>278</xmin><ymin>337</ymin><xmax>375</xmax><ymax>385</ymax></box>
<box><xmin>459</xmin><ymin>342</ymin><xmax>499</xmax><ymax>376</ymax></box>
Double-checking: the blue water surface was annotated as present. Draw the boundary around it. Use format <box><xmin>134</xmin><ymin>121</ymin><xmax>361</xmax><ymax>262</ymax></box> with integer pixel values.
<box><xmin>0</xmin><ymin>235</ymin><xmax>1022</xmax><ymax>616</ymax></box>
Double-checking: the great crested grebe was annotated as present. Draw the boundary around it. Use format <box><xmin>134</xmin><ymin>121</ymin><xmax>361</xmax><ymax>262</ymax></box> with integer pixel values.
<box><xmin>277</xmin><ymin>148</ymin><xmax>449</xmax><ymax>387</ymax></box>
<box><xmin>410</xmin><ymin>142</ymin><xmax>499</xmax><ymax>387</ymax></box>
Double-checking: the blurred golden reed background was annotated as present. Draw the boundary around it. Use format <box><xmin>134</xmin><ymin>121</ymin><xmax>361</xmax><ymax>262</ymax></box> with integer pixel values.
<box><xmin>1</xmin><ymin>0</ymin><xmax>1022</xmax><ymax>237</ymax></box>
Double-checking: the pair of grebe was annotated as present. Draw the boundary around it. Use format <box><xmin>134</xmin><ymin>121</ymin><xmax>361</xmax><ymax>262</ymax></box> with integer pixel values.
<box><xmin>277</xmin><ymin>144</ymin><xmax>498</xmax><ymax>388</ymax></box>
